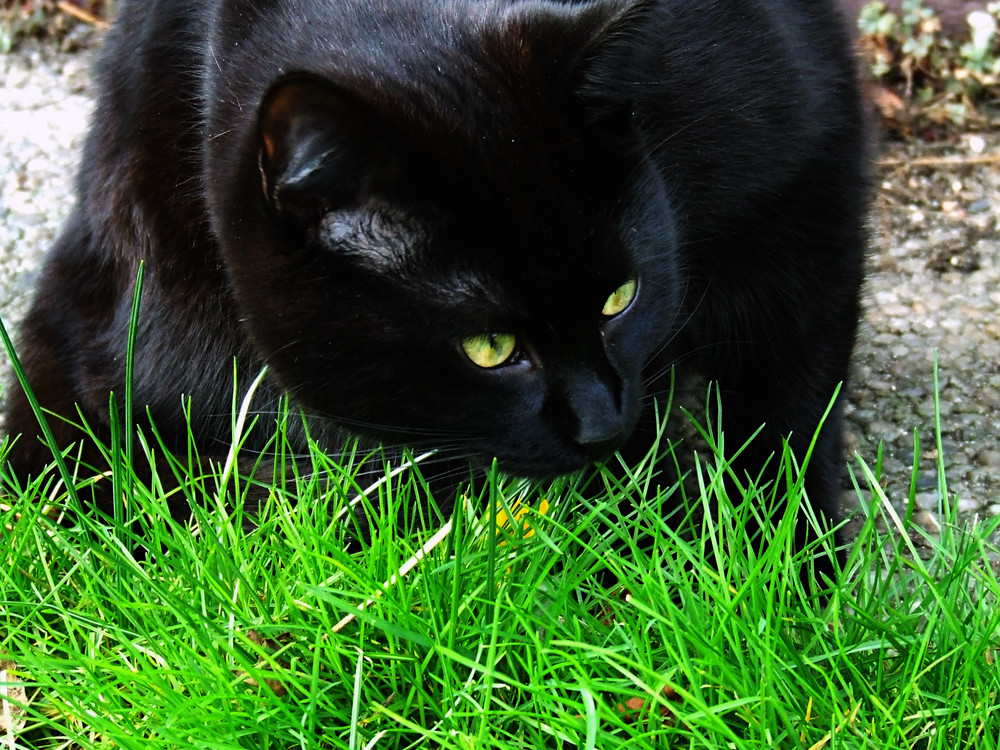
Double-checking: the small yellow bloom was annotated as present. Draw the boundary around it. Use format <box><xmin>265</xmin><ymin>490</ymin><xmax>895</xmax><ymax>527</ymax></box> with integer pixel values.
<box><xmin>495</xmin><ymin>498</ymin><xmax>550</xmax><ymax>539</ymax></box>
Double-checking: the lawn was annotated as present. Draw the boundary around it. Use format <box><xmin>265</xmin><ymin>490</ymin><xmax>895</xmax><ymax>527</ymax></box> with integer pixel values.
<box><xmin>1</xmin><ymin>350</ymin><xmax>998</xmax><ymax>748</ymax></box>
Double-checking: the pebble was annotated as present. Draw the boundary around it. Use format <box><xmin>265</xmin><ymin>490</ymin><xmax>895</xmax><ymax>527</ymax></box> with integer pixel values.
<box><xmin>955</xmin><ymin>496</ymin><xmax>981</xmax><ymax>514</ymax></box>
<box><xmin>914</xmin><ymin>491</ymin><xmax>941</xmax><ymax>511</ymax></box>
<box><xmin>974</xmin><ymin>449</ymin><xmax>1000</xmax><ymax>468</ymax></box>
<box><xmin>913</xmin><ymin>510</ymin><xmax>942</xmax><ymax>534</ymax></box>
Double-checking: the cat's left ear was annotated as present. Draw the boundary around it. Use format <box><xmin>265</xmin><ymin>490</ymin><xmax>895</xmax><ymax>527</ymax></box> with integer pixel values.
<box><xmin>514</xmin><ymin>0</ymin><xmax>655</xmax><ymax>131</ymax></box>
<box><xmin>257</xmin><ymin>76</ymin><xmax>397</xmax><ymax>224</ymax></box>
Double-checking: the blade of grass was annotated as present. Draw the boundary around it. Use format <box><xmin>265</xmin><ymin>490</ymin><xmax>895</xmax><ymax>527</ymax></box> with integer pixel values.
<box><xmin>0</xmin><ymin>315</ymin><xmax>79</xmax><ymax>507</ymax></box>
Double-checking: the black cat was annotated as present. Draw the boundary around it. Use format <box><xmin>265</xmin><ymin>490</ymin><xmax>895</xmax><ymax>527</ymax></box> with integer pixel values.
<box><xmin>4</xmin><ymin>0</ymin><xmax>868</xmax><ymax>573</ymax></box>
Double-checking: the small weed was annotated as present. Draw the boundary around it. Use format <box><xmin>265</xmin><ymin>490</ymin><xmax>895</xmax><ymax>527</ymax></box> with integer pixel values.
<box><xmin>859</xmin><ymin>0</ymin><xmax>1000</xmax><ymax>131</ymax></box>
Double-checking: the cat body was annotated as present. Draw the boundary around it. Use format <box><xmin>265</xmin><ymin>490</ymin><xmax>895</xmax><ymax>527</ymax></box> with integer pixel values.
<box><xmin>5</xmin><ymin>0</ymin><xmax>868</xmax><ymax>556</ymax></box>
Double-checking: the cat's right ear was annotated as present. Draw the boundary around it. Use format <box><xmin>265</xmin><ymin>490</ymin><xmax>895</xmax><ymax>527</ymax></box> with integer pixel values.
<box><xmin>257</xmin><ymin>76</ymin><xmax>397</xmax><ymax>224</ymax></box>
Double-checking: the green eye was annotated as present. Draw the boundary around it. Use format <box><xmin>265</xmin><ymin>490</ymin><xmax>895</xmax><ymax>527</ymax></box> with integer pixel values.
<box><xmin>462</xmin><ymin>332</ymin><xmax>517</xmax><ymax>368</ymax></box>
<box><xmin>602</xmin><ymin>278</ymin><xmax>637</xmax><ymax>317</ymax></box>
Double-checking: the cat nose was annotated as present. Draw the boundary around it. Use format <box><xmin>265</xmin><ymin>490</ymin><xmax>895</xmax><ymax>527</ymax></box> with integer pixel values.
<box><xmin>575</xmin><ymin>429</ymin><xmax>625</xmax><ymax>462</ymax></box>
<box><xmin>566</xmin><ymin>372</ymin><xmax>625</xmax><ymax>461</ymax></box>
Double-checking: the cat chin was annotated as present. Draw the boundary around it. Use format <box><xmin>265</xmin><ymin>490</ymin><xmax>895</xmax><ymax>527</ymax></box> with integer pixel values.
<box><xmin>484</xmin><ymin>446</ymin><xmax>615</xmax><ymax>481</ymax></box>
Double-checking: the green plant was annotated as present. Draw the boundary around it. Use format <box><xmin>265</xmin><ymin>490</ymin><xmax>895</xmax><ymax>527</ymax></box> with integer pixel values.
<box><xmin>1</xmin><ymin>352</ymin><xmax>998</xmax><ymax>747</ymax></box>
<box><xmin>0</xmin><ymin>2</ymin><xmax>45</xmax><ymax>53</ymax></box>
<box><xmin>859</xmin><ymin>0</ymin><xmax>1000</xmax><ymax>129</ymax></box>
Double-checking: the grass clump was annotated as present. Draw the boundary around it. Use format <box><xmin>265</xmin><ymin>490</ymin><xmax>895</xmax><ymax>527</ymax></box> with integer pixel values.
<box><xmin>1</xmin><ymin>377</ymin><xmax>999</xmax><ymax>748</ymax></box>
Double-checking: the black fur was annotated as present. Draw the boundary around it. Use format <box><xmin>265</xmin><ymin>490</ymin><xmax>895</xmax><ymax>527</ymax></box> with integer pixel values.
<box><xmin>4</xmin><ymin>0</ymin><xmax>868</xmax><ymax>569</ymax></box>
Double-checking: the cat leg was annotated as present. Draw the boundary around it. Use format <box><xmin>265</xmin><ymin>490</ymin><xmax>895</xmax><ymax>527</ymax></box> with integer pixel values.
<box><xmin>698</xmin><ymin>312</ymin><xmax>857</xmax><ymax>590</ymax></box>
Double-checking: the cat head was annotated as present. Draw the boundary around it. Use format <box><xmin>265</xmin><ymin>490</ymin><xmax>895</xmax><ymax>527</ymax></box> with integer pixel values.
<box><xmin>211</xmin><ymin>0</ymin><xmax>682</xmax><ymax>477</ymax></box>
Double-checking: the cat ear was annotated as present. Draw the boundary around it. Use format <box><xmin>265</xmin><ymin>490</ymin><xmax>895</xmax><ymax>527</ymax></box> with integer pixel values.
<box><xmin>257</xmin><ymin>76</ymin><xmax>397</xmax><ymax>223</ymax></box>
<box><xmin>505</xmin><ymin>0</ymin><xmax>654</xmax><ymax>129</ymax></box>
<box><xmin>570</xmin><ymin>0</ymin><xmax>656</xmax><ymax>100</ymax></box>
<box><xmin>569</xmin><ymin>0</ymin><xmax>654</xmax><ymax>56</ymax></box>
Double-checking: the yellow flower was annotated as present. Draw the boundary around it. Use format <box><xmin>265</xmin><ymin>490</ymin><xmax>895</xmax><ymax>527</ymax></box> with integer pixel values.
<box><xmin>495</xmin><ymin>498</ymin><xmax>550</xmax><ymax>539</ymax></box>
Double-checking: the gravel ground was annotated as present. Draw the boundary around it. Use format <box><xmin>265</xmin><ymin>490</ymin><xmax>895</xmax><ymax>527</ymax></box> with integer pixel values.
<box><xmin>0</xmin><ymin>35</ymin><xmax>91</xmax><ymax>336</ymax></box>
<box><xmin>2</xmin><ymin>32</ymin><xmax>999</xmax><ymax>531</ymax></box>
<box><xmin>846</xmin><ymin>138</ymin><xmax>1000</xmax><ymax>530</ymax></box>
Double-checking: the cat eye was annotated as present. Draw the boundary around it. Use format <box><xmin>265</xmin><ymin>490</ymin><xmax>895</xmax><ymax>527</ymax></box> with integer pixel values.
<box><xmin>602</xmin><ymin>278</ymin><xmax>637</xmax><ymax>317</ymax></box>
<box><xmin>462</xmin><ymin>332</ymin><xmax>518</xmax><ymax>369</ymax></box>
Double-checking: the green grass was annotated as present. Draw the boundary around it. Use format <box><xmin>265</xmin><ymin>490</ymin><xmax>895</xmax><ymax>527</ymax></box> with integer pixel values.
<box><xmin>1</xmin><ymin>389</ymin><xmax>998</xmax><ymax>749</ymax></box>
<box><xmin>1</xmin><ymin>313</ymin><xmax>999</xmax><ymax>749</ymax></box>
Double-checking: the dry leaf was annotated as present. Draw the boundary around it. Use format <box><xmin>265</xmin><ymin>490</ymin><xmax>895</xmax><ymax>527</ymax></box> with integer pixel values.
<box><xmin>614</xmin><ymin>684</ymin><xmax>681</xmax><ymax>728</ymax></box>
<box><xmin>1</xmin><ymin>661</ymin><xmax>28</xmax><ymax>740</ymax></box>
